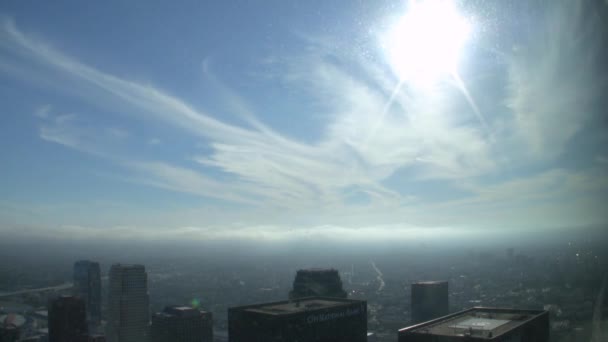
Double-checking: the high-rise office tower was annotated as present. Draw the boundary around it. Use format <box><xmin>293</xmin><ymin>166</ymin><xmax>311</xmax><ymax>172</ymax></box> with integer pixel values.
<box><xmin>73</xmin><ymin>260</ymin><xmax>102</xmax><ymax>326</ymax></box>
<box><xmin>229</xmin><ymin>297</ymin><xmax>367</xmax><ymax>342</ymax></box>
<box><xmin>151</xmin><ymin>306</ymin><xmax>213</xmax><ymax>342</ymax></box>
<box><xmin>289</xmin><ymin>268</ymin><xmax>348</xmax><ymax>299</ymax></box>
<box><xmin>398</xmin><ymin>307</ymin><xmax>549</xmax><ymax>341</ymax></box>
<box><xmin>107</xmin><ymin>264</ymin><xmax>150</xmax><ymax>342</ymax></box>
<box><xmin>411</xmin><ymin>281</ymin><xmax>449</xmax><ymax>323</ymax></box>
<box><xmin>48</xmin><ymin>295</ymin><xmax>88</xmax><ymax>342</ymax></box>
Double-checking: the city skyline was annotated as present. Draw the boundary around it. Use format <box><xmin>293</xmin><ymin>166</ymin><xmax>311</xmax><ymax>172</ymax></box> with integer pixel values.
<box><xmin>0</xmin><ymin>243</ymin><xmax>605</xmax><ymax>342</ymax></box>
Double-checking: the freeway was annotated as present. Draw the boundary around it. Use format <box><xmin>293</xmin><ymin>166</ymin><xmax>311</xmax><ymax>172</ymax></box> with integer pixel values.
<box><xmin>0</xmin><ymin>282</ymin><xmax>72</xmax><ymax>298</ymax></box>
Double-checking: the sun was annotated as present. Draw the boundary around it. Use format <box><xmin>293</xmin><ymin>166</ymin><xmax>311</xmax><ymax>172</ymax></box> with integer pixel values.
<box><xmin>383</xmin><ymin>0</ymin><xmax>471</xmax><ymax>85</ymax></box>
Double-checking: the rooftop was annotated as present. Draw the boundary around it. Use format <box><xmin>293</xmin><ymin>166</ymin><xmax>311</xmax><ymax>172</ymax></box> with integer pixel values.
<box><xmin>234</xmin><ymin>297</ymin><xmax>363</xmax><ymax>316</ymax></box>
<box><xmin>158</xmin><ymin>306</ymin><xmax>207</xmax><ymax>318</ymax></box>
<box><xmin>400</xmin><ymin>307</ymin><xmax>547</xmax><ymax>340</ymax></box>
<box><xmin>297</xmin><ymin>268</ymin><xmax>338</xmax><ymax>273</ymax></box>
<box><xmin>111</xmin><ymin>263</ymin><xmax>145</xmax><ymax>269</ymax></box>
<box><xmin>413</xmin><ymin>281</ymin><xmax>447</xmax><ymax>286</ymax></box>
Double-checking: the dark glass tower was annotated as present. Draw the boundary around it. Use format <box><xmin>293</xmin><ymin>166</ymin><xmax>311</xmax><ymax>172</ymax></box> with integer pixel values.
<box><xmin>151</xmin><ymin>306</ymin><xmax>213</xmax><ymax>342</ymax></box>
<box><xmin>48</xmin><ymin>295</ymin><xmax>88</xmax><ymax>342</ymax></box>
<box><xmin>229</xmin><ymin>297</ymin><xmax>367</xmax><ymax>342</ymax></box>
<box><xmin>289</xmin><ymin>268</ymin><xmax>347</xmax><ymax>299</ymax></box>
<box><xmin>411</xmin><ymin>281</ymin><xmax>449</xmax><ymax>323</ymax></box>
<box><xmin>73</xmin><ymin>260</ymin><xmax>102</xmax><ymax>326</ymax></box>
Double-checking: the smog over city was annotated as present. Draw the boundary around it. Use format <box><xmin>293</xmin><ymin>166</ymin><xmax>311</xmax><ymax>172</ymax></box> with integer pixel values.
<box><xmin>0</xmin><ymin>0</ymin><xmax>607</xmax><ymax>341</ymax></box>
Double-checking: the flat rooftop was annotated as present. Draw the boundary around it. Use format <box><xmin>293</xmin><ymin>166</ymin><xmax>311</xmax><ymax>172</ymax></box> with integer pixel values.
<box><xmin>401</xmin><ymin>307</ymin><xmax>546</xmax><ymax>340</ymax></box>
<box><xmin>235</xmin><ymin>297</ymin><xmax>363</xmax><ymax>316</ymax></box>
<box><xmin>170</xmin><ymin>306</ymin><xmax>194</xmax><ymax>311</ymax></box>
<box><xmin>158</xmin><ymin>306</ymin><xmax>208</xmax><ymax>318</ymax></box>
<box><xmin>413</xmin><ymin>281</ymin><xmax>447</xmax><ymax>285</ymax></box>
<box><xmin>111</xmin><ymin>263</ymin><xmax>144</xmax><ymax>269</ymax></box>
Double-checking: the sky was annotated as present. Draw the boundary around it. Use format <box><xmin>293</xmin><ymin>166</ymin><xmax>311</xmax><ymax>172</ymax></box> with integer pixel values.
<box><xmin>0</xmin><ymin>0</ymin><xmax>607</xmax><ymax>243</ymax></box>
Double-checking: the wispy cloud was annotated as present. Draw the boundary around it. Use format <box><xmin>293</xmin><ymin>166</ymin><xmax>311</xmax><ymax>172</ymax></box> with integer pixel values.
<box><xmin>0</xmin><ymin>0</ymin><xmax>606</xmax><ymax>236</ymax></box>
<box><xmin>38</xmin><ymin>111</ymin><xmax>117</xmax><ymax>158</ymax></box>
<box><xmin>1</xmin><ymin>17</ymin><xmax>407</xmax><ymax>208</ymax></box>
<box><xmin>34</xmin><ymin>104</ymin><xmax>51</xmax><ymax>118</ymax></box>
<box><xmin>505</xmin><ymin>0</ymin><xmax>604</xmax><ymax>160</ymax></box>
<box><xmin>124</xmin><ymin>161</ymin><xmax>264</xmax><ymax>206</ymax></box>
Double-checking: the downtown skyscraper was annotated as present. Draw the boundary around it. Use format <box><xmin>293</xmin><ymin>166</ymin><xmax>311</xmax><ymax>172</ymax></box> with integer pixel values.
<box><xmin>73</xmin><ymin>260</ymin><xmax>102</xmax><ymax>327</ymax></box>
<box><xmin>228</xmin><ymin>297</ymin><xmax>367</xmax><ymax>342</ymax></box>
<box><xmin>107</xmin><ymin>264</ymin><xmax>150</xmax><ymax>342</ymax></box>
<box><xmin>410</xmin><ymin>281</ymin><xmax>449</xmax><ymax>324</ymax></box>
<box><xmin>151</xmin><ymin>306</ymin><xmax>213</xmax><ymax>342</ymax></box>
<box><xmin>48</xmin><ymin>295</ymin><xmax>88</xmax><ymax>342</ymax></box>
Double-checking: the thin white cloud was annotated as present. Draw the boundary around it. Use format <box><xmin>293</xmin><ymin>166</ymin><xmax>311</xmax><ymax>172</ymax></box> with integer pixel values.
<box><xmin>1</xmin><ymin>18</ymin><xmax>404</xmax><ymax>208</ymax></box>
<box><xmin>1</xmin><ymin>19</ymin><xmax>256</xmax><ymax>143</ymax></box>
<box><xmin>106</xmin><ymin>127</ymin><xmax>129</xmax><ymax>140</ymax></box>
<box><xmin>282</xmin><ymin>53</ymin><xmax>496</xmax><ymax>180</ymax></box>
<box><xmin>34</xmin><ymin>104</ymin><xmax>51</xmax><ymax>118</ymax></box>
<box><xmin>452</xmin><ymin>168</ymin><xmax>604</xmax><ymax>206</ymax></box>
<box><xmin>124</xmin><ymin>161</ymin><xmax>265</xmax><ymax>206</ymax></box>
<box><xmin>38</xmin><ymin>113</ymin><xmax>117</xmax><ymax>159</ymax></box>
<box><xmin>505</xmin><ymin>0</ymin><xmax>603</xmax><ymax>160</ymax></box>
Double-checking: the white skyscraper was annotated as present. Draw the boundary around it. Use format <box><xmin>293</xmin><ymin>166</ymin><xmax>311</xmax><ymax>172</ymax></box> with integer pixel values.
<box><xmin>107</xmin><ymin>264</ymin><xmax>150</xmax><ymax>342</ymax></box>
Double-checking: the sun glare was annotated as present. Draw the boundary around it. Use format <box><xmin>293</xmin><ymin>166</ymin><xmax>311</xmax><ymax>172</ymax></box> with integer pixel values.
<box><xmin>383</xmin><ymin>0</ymin><xmax>471</xmax><ymax>85</ymax></box>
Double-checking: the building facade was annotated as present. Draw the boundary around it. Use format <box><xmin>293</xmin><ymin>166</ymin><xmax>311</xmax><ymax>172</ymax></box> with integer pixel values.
<box><xmin>411</xmin><ymin>281</ymin><xmax>449</xmax><ymax>323</ymax></box>
<box><xmin>398</xmin><ymin>307</ymin><xmax>549</xmax><ymax>341</ymax></box>
<box><xmin>228</xmin><ymin>297</ymin><xmax>367</xmax><ymax>342</ymax></box>
<box><xmin>151</xmin><ymin>306</ymin><xmax>212</xmax><ymax>342</ymax></box>
<box><xmin>106</xmin><ymin>264</ymin><xmax>150</xmax><ymax>342</ymax></box>
<box><xmin>48</xmin><ymin>295</ymin><xmax>88</xmax><ymax>342</ymax></box>
<box><xmin>73</xmin><ymin>260</ymin><xmax>102</xmax><ymax>326</ymax></box>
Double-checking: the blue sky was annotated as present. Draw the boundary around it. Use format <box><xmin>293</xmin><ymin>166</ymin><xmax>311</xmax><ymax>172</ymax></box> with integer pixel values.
<box><xmin>0</xmin><ymin>0</ymin><xmax>607</xmax><ymax>242</ymax></box>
